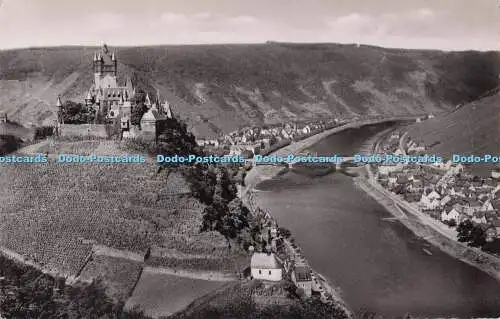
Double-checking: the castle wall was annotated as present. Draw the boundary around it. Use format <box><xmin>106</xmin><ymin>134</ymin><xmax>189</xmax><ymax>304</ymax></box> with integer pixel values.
<box><xmin>59</xmin><ymin>124</ymin><xmax>109</xmax><ymax>139</ymax></box>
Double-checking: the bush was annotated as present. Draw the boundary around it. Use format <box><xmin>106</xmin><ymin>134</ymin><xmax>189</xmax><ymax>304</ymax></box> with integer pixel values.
<box><xmin>34</xmin><ymin>126</ymin><xmax>55</xmax><ymax>140</ymax></box>
<box><xmin>59</xmin><ymin>101</ymin><xmax>96</xmax><ymax>124</ymax></box>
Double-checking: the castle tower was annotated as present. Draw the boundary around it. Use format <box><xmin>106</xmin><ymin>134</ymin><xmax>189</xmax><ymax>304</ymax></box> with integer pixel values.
<box><xmin>56</xmin><ymin>96</ymin><xmax>63</xmax><ymax>124</ymax></box>
<box><xmin>93</xmin><ymin>43</ymin><xmax>117</xmax><ymax>89</ymax></box>
<box><xmin>85</xmin><ymin>90</ymin><xmax>93</xmax><ymax>106</ymax></box>
<box><xmin>145</xmin><ymin>93</ymin><xmax>152</xmax><ymax>108</ymax></box>
<box><xmin>163</xmin><ymin>101</ymin><xmax>173</xmax><ymax>119</ymax></box>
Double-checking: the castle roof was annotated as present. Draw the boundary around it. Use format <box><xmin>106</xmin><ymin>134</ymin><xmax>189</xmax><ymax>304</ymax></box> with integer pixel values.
<box><xmin>56</xmin><ymin>96</ymin><xmax>62</xmax><ymax>107</ymax></box>
<box><xmin>96</xmin><ymin>87</ymin><xmax>131</xmax><ymax>100</ymax></box>
<box><xmin>163</xmin><ymin>101</ymin><xmax>172</xmax><ymax>118</ymax></box>
<box><xmin>141</xmin><ymin>105</ymin><xmax>166</xmax><ymax>122</ymax></box>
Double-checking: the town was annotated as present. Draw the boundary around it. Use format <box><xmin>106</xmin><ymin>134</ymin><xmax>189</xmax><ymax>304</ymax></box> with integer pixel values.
<box><xmin>373</xmin><ymin>131</ymin><xmax>500</xmax><ymax>254</ymax></box>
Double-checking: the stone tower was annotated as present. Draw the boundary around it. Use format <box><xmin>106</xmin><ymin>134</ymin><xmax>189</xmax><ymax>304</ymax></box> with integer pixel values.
<box><xmin>56</xmin><ymin>96</ymin><xmax>63</xmax><ymax>124</ymax></box>
<box><xmin>93</xmin><ymin>43</ymin><xmax>118</xmax><ymax>89</ymax></box>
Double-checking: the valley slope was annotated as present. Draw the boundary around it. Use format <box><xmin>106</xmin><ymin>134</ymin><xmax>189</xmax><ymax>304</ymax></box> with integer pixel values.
<box><xmin>0</xmin><ymin>43</ymin><xmax>499</xmax><ymax>138</ymax></box>
<box><xmin>405</xmin><ymin>92</ymin><xmax>500</xmax><ymax>176</ymax></box>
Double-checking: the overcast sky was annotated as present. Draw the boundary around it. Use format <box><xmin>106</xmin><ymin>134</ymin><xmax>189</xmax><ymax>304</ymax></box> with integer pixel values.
<box><xmin>0</xmin><ymin>0</ymin><xmax>498</xmax><ymax>51</ymax></box>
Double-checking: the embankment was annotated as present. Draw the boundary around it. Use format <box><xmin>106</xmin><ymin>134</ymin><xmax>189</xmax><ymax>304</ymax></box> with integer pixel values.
<box><xmin>241</xmin><ymin>122</ymin><xmax>388</xmax><ymax>318</ymax></box>
<box><xmin>354</xmin><ymin>131</ymin><xmax>500</xmax><ymax>282</ymax></box>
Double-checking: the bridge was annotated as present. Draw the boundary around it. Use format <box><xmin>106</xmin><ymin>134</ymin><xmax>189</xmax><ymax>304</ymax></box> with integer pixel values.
<box><xmin>253</xmin><ymin>156</ymin><xmax>364</xmax><ymax>170</ymax></box>
<box><xmin>246</xmin><ymin>114</ymin><xmax>426</xmax><ymax>169</ymax></box>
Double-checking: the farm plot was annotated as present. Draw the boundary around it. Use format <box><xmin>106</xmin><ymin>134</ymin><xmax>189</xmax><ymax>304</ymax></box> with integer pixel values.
<box><xmin>125</xmin><ymin>271</ymin><xmax>227</xmax><ymax>318</ymax></box>
<box><xmin>78</xmin><ymin>255</ymin><xmax>143</xmax><ymax>301</ymax></box>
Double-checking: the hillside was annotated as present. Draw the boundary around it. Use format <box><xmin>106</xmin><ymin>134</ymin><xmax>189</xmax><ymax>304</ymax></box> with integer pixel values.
<box><xmin>405</xmin><ymin>92</ymin><xmax>500</xmax><ymax>176</ymax></box>
<box><xmin>0</xmin><ymin>43</ymin><xmax>499</xmax><ymax>138</ymax></box>
<box><xmin>0</xmin><ymin>140</ymin><xmax>246</xmax><ymax>303</ymax></box>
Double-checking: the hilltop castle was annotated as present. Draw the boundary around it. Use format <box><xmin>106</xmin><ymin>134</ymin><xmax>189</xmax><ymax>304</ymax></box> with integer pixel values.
<box><xmin>57</xmin><ymin>44</ymin><xmax>173</xmax><ymax>139</ymax></box>
<box><xmin>84</xmin><ymin>43</ymin><xmax>135</xmax><ymax>120</ymax></box>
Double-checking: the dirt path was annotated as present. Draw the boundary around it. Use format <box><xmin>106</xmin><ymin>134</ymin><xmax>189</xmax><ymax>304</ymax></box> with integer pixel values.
<box><xmin>142</xmin><ymin>266</ymin><xmax>238</xmax><ymax>282</ymax></box>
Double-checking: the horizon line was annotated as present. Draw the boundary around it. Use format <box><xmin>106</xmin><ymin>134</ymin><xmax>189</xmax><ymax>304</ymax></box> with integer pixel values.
<box><xmin>0</xmin><ymin>41</ymin><xmax>497</xmax><ymax>53</ymax></box>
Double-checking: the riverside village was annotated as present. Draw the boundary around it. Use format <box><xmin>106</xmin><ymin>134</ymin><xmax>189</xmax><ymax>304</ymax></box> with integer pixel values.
<box><xmin>24</xmin><ymin>44</ymin><xmax>352</xmax><ymax>312</ymax></box>
<box><xmin>19</xmin><ymin>45</ymin><xmax>500</xmax><ymax>310</ymax></box>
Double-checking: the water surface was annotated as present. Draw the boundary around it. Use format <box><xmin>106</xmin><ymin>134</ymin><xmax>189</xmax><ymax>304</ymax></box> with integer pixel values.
<box><xmin>255</xmin><ymin>123</ymin><xmax>500</xmax><ymax>318</ymax></box>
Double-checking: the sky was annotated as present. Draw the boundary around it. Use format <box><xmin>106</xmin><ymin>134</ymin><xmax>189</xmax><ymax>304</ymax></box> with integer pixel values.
<box><xmin>0</xmin><ymin>0</ymin><xmax>498</xmax><ymax>51</ymax></box>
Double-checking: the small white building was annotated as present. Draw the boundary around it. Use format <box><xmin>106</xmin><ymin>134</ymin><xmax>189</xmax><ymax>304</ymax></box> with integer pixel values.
<box><xmin>492</xmin><ymin>170</ymin><xmax>500</xmax><ymax>179</ymax></box>
<box><xmin>378</xmin><ymin>163</ymin><xmax>404</xmax><ymax>175</ymax></box>
<box><xmin>251</xmin><ymin>252</ymin><xmax>282</xmax><ymax>282</ymax></box>
<box><xmin>441</xmin><ymin>207</ymin><xmax>460</xmax><ymax>223</ymax></box>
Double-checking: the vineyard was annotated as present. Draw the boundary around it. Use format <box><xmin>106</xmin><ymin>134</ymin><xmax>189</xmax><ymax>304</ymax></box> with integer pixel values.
<box><xmin>0</xmin><ymin>140</ymin><xmax>240</xmax><ymax>283</ymax></box>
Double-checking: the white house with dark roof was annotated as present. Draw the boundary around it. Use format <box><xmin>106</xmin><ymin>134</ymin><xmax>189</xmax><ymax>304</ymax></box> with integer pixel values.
<box><xmin>250</xmin><ymin>252</ymin><xmax>282</xmax><ymax>282</ymax></box>
<box><xmin>441</xmin><ymin>207</ymin><xmax>460</xmax><ymax>223</ymax></box>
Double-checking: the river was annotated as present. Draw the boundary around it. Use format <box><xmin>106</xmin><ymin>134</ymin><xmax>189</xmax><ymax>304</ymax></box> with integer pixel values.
<box><xmin>253</xmin><ymin>123</ymin><xmax>500</xmax><ymax>318</ymax></box>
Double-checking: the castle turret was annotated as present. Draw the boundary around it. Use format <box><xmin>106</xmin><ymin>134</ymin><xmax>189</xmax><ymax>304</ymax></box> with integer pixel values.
<box><xmin>56</xmin><ymin>96</ymin><xmax>63</xmax><ymax>124</ymax></box>
<box><xmin>163</xmin><ymin>101</ymin><xmax>173</xmax><ymax>119</ymax></box>
<box><xmin>85</xmin><ymin>90</ymin><xmax>93</xmax><ymax>106</ymax></box>
<box><xmin>145</xmin><ymin>93</ymin><xmax>151</xmax><ymax>108</ymax></box>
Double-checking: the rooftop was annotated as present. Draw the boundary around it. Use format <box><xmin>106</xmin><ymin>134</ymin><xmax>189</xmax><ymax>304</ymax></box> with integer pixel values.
<box><xmin>294</xmin><ymin>266</ymin><xmax>312</xmax><ymax>282</ymax></box>
<box><xmin>251</xmin><ymin>252</ymin><xmax>281</xmax><ymax>269</ymax></box>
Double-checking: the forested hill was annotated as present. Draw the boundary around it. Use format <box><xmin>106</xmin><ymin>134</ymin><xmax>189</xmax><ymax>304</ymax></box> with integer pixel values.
<box><xmin>0</xmin><ymin>43</ymin><xmax>499</xmax><ymax>138</ymax></box>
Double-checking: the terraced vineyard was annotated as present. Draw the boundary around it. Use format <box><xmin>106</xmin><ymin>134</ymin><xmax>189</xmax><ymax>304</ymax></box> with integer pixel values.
<box><xmin>0</xmin><ymin>140</ymin><xmax>236</xmax><ymax>281</ymax></box>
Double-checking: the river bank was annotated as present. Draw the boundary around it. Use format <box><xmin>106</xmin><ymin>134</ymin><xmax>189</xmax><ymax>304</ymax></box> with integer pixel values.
<box><xmin>354</xmin><ymin>129</ymin><xmax>500</xmax><ymax>283</ymax></box>
<box><xmin>241</xmin><ymin>124</ymin><xmax>375</xmax><ymax>318</ymax></box>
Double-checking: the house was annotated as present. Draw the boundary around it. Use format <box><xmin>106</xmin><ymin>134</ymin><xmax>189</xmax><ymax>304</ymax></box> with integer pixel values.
<box><xmin>492</xmin><ymin>170</ymin><xmax>500</xmax><ymax>180</ymax></box>
<box><xmin>270</xmin><ymin>225</ymin><xmax>278</xmax><ymax>239</ymax></box>
<box><xmin>449</xmin><ymin>164</ymin><xmax>464</xmax><ymax>175</ymax></box>
<box><xmin>291</xmin><ymin>266</ymin><xmax>313</xmax><ymax>297</ymax></box>
<box><xmin>378</xmin><ymin>163</ymin><xmax>403</xmax><ymax>175</ymax></box>
<box><xmin>441</xmin><ymin>207</ymin><xmax>460</xmax><ymax>223</ymax></box>
<box><xmin>388</xmin><ymin>176</ymin><xmax>397</xmax><ymax>186</ymax></box>
<box><xmin>464</xmin><ymin>200</ymin><xmax>482</xmax><ymax>216</ymax></box>
<box><xmin>491</xmin><ymin>219</ymin><xmax>500</xmax><ymax>236</ymax></box>
<box><xmin>440</xmin><ymin>195</ymin><xmax>452</xmax><ymax>207</ymax></box>
<box><xmin>250</xmin><ymin>253</ymin><xmax>282</xmax><ymax>282</ymax></box>
<box><xmin>481</xmin><ymin>200</ymin><xmax>494</xmax><ymax>212</ymax></box>
<box><xmin>485</xmin><ymin>226</ymin><xmax>498</xmax><ymax>242</ymax></box>
<box><xmin>428</xmin><ymin>190</ymin><xmax>441</xmax><ymax>200</ymax></box>
<box><xmin>394</xmin><ymin>148</ymin><xmax>404</xmax><ymax>156</ymax></box>
<box><xmin>140</xmin><ymin>102</ymin><xmax>168</xmax><ymax>139</ymax></box>
<box><xmin>472</xmin><ymin>212</ymin><xmax>488</xmax><ymax>225</ymax></box>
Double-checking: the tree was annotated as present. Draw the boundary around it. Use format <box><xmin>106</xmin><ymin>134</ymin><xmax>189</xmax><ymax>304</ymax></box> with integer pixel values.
<box><xmin>279</xmin><ymin>227</ymin><xmax>291</xmax><ymax>239</ymax></box>
<box><xmin>156</xmin><ymin>118</ymin><xmax>199</xmax><ymax>157</ymax></box>
<box><xmin>59</xmin><ymin>101</ymin><xmax>96</xmax><ymax>124</ymax></box>
<box><xmin>457</xmin><ymin>220</ymin><xmax>486</xmax><ymax>248</ymax></box>
<box><xmin>457</xmin><ymin>220</ymin><xmax>474</xmax><ymax>243</ymax></box>
<box><xmin>131</xmin><ymin>103</ymin><xmax>148</xmax><ymax>126</ymax></box>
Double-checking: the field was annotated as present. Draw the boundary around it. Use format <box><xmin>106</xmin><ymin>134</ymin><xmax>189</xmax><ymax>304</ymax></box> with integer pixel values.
<box><xmin>124</xmin><ymin>270</ymin><xmax>228</xmax><ymax>318</ymax></box>
<box><xmin>78</xmin><ymin>255</ymin><xmax>144</xmax><ymax>301</ymax></box>
<box><xmin>0</xmin><ymin>140</ymin><xmax>241</xmax><ymax>282</ymax></box>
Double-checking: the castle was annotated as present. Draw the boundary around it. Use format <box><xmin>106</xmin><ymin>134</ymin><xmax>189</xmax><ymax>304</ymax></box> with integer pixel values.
<box><xmin>57</xmin><ymin>44</ymin><xmax>173</xmax><ymax>139</ymax></box>
<box><xmin>84</xmin><ymin>43</ymin><xmax>135</xmax><ymax>120</ymax></box>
